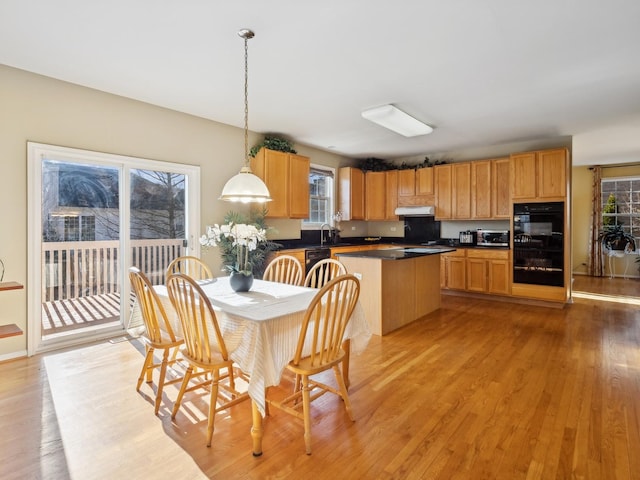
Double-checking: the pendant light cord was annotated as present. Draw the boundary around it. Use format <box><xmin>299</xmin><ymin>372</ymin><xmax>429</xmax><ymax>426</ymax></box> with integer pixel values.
<box><xmin>243</xmin><ymin>32</ymin><xmax>251</xmax><ymax>166</ymax></box>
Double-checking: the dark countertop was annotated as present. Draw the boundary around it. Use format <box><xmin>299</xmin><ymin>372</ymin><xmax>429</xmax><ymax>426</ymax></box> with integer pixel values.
<box><xmin>274</xmin><ymin>237</ymin><xmax>509</xmax><ymax>251</ymax></box>
<box><xmin>335</xmin><ymin>246</ymin><xmax>457</xmax><ymax>260</ymax></box>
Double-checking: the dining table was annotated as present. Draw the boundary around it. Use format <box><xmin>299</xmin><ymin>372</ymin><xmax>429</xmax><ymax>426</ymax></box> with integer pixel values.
<box><xmin>127</xmin><ymin>275</ymin><xmax>371</xmax><ymax>456</ymax></box>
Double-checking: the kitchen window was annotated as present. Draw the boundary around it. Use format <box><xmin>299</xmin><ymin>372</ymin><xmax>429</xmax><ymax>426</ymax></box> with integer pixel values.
<box><xmin>601</xmin><ymin>176</ymin><xmax>640</xmax><ymax>240</ymax></box>
<box><xmin>303</xmin><ymin>166</ymin><xmax>334</xmax><ymax>228</ymax></box>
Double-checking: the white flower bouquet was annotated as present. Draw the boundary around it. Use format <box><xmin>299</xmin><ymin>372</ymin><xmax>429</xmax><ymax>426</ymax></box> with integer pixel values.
<box><xmin>200</xmin><ymin>222</ymin><xmax>267</xmax><ymax>275</ymax></box>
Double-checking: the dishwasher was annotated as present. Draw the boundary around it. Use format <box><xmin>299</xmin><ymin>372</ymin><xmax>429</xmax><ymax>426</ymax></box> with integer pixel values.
<box><xmin>304</xmin><ymin>247</ymin><xmax>331</xmax><ymax>276</ymax></box>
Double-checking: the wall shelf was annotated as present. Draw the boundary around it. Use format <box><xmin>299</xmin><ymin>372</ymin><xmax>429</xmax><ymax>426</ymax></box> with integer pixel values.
<box><xmin>0</xmin><ymin>282</ymin><xmax>24</xmax><ymax>338</ymax></box>
<box><xmin>0</xmin><ymin>281</ymin><xmax>24</xmax><ymax>292</ymax></box>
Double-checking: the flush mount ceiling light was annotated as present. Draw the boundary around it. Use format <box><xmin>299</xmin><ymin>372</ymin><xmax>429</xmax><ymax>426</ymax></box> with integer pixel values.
<box><xmin>361</xmin><ymin>104</ymin><xmax>433</xmax><ymax>137</ymax></box>
<box><xmin>219</xmin><ymin>29</ymin><xmax>272</xmax><ymax>203</ymax></box>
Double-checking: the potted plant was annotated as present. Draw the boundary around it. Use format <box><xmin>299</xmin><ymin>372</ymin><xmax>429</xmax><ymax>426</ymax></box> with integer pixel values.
<box><xmin>200</xmin><ymin>210</ymin><xmax>280</xmax><ymax>291</ymax></box>
<box><xmin>598</xmin><ymin>224</ymin><xmax>636</xmax><ymax>254</ymax></box>
<box><xmin>249</xmin><ymin>135</ymin><xmax>297</xmax><ymax>158</ymax></box>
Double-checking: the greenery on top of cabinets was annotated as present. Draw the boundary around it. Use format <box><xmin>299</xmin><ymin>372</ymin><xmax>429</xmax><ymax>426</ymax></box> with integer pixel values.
<box><xmin>249</xmin><ymin>135</ymin><xmax>297</xmax><ymax>157</ymax></box>
<box><xmin>398</xmin><ymin>156</ymin><xmax>448</xmax><ymax>170</ymax></box>
<box><xmin>358</xmin><ymin>157</ymin><xmax>393</xmax><ymax>171</ymax></box>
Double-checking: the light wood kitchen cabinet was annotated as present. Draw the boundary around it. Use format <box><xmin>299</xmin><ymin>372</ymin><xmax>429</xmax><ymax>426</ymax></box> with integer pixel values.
<box><xmin>385</xmin><ymin>170</ymin><xmax>399</xmax><ymax>221</ymax></box>
<box><xmin>267</xmin><ymin>249</ymin><xmax>305</xmax><ymax>267</ymax></box>
<box><xmin>398</xmin><ymin>169</ymin><xmax>416</xmax><ymax>197</ymax></box>
<box><xmin>471</xmin><ymin>161</ymin><xmax>492</xmax><ymax>219</ymax></box>
<box><xmin>416</xmin><ymin>168</ymin><xmax>434</xmax><ymax>195</ymax></box>
<box><xmin>289</xmin><ymin>154</ymin><xmax>311</xmax><ymax>218</ymax></box>
<box><xmin>453</xmin><ymin>162</ymin><xmax>471</xmax><ymax>219</ymax></box>
<box><xmin>511</xmin><ymin>148</ymin><xmax>567</xmax><ymax>201</ymax></box>
<box><xmin>440</xmin><ymin>249</ymin><xmax>466</xmax><ymax>290</ymax></box>
<box><xmin>436</xmin><ymin>163</ymin><xmax>473</xmax><ymax>219</ymax></box>
<box><xmin>491</xmin><ymin>158</ymin><xmax>511</xmax><ymax>218</ymax></box>
<box><xmin>365</xmin><ymin>171</ymin><xmax>386</xmax><ymax>221</ymax></box>
<box><xmin>251</xmin><ymin>148</ymin><xmax>310</xmax><ymax>219</ymax></box>
<box><xmin>434</xmin><ymin>164</ymin><xmax>452</xmax><ymax>219</ymax></box>
<box><xmin>338</xmin><ymin>167</ymin><xmax>365</xmax><ymax>220</ymax></box>
<box><xmin>472</xmin><ymin>158</ymin><xmax>510</xmax><ymax>219</ymax></box>
<box><xmin>465</xmin><ymin>249</ymin><xmax>510</xmax><ymax>295</ymax></box>
<box><xmin>398</xmin><ymin>168</ymin><xmax>435</xmax><ymax>207</ymax></box>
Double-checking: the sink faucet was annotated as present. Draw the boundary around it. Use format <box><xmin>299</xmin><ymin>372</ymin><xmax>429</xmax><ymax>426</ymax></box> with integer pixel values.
<box><xmin>320</xmin><ymin>223</ymin><xmax>331</xmax><ymax>247</ymax></box>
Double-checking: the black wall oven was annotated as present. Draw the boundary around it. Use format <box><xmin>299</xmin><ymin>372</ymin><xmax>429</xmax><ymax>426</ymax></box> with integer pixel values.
<box><xmin>513</xmin><ymin>202</ymin><xmax>564</xmax><ymax>287</ymax></box>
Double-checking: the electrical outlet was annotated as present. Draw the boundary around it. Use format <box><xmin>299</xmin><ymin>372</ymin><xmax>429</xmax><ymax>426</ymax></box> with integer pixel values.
<box><xmin>390</xmin><ymin>226</ymin><xmax>397</xmax><ymax>232</ymax></box>
<box><xmin>353</xmin><ymin>272</ymin><xmax>362</xmax><ymax>280</ymax></box>
<box><xmin>351</xmin><ymin>226</ymin><xmax>356</xmax><ymax>231</ymax></box>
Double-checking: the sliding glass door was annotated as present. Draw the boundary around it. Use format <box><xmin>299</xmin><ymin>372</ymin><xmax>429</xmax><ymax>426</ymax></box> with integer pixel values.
<box><xmin>28</xmin><ymin>143</ymin><xmax>200</xmax><ymax>355</ymax></box>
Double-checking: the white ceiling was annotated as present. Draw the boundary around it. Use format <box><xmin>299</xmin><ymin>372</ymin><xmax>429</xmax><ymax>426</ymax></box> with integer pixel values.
<box><xmin>2</xmin><ymin>0</ymin><xmax>640</xmax><ymax>165</ymax></box>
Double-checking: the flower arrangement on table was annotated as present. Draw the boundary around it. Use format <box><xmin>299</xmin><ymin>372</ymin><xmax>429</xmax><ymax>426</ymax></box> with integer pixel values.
<box><xmin>200</xmin><ymin>222</ymin><xmax>267</xmax><ymax>275</ymax></box>
<box><xmin>199</xmin><ymin>211</ymin><xmax>280</xmax><ymax>290</ymax></box>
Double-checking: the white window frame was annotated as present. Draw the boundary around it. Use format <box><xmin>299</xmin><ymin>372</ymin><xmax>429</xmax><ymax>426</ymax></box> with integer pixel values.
<box><xmin>302</xmin><ymin>164</ymin><xmax>336</xmax><ymax>230</ymax></box>
<box><xmin>601</xmin><ymin>176</ymin><xmax>640</xmax><ymax>242</ymax></box>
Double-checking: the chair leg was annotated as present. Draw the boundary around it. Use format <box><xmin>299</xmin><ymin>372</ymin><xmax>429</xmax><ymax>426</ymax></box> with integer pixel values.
<box><xmin>171</xmin><ymin>366</ymin><xmax>193</xmax><ymax>420</ymax></box>
<box><xmin>206</xmin><ymin>370</ymin><xmax>220</xmax><ymax>448</ymax></box>
<box><xmin>333</xmin><ymin>365</ymin><xmax>354</xmax><ymax>421</ymax></box>
<box><xmin>137</xmin><ymin>346</ymin><xmax>155</xmax><ymax>391</ymax></box>
<box><xmin>145</xmin><ymin>346</ymin><xmax>155</xmax><ymax>383</ymax></box>
<box><xmin>301</xmin><ymin>375</ymin><xmax>312</xmax><ymax>455</ymax></box>
<box><xmin>154</xmin><ymin>348</ymin><xmax>170</xmax><ymax>415</ymax></box>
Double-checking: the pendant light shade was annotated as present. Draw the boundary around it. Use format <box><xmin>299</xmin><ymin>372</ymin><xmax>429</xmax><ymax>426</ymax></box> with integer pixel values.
<box><xmin>219</xmin><ymin>166</ymin><xmax>271</xmax><ymax>203</ymax></box>
<box><xmin>220</xmin><ymin>29</ymin><xmax>272</xmax><ymax>203</ymax></box>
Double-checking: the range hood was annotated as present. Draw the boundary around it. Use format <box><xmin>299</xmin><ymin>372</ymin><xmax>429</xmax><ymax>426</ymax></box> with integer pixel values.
<box><xmin>394</xmin><ymin>206</ymin><xmax>435</xmax><ymax>216</ymax></box>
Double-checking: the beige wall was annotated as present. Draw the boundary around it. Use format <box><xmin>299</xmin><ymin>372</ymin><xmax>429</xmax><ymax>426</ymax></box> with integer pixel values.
<box><xmin>571</xmin><ymin>166</ymin><xmax>592</xmax><ymax>275</ymax></box>
<box><xmin>0</xmin><ymin>65</ymin><xmax>347</xmax><ymax>359</ymax></box>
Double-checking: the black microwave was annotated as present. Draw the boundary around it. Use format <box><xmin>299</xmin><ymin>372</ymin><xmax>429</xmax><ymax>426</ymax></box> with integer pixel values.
<box><xmin>476</xmin><ymin>230</ymin><xmax>509</xmax><ymax>247</ymax></box>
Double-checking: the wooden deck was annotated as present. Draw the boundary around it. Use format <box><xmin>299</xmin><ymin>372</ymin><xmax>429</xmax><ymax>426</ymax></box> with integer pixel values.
<box><xmin>41</xmin><ymin>292</ymin><xmax>133</xmax><ymax>335</ymax></box>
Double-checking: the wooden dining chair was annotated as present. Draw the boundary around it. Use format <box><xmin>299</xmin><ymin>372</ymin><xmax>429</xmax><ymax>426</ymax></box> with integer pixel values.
<box><xmin>166</xmin><ymin>255</ymin><xmax>213</xmax><ymax>280</ymax></box>
<box><xmin>262</xmin><ymin>254</ymin><xmax>304</xmax><ymax>286</ymax></box>
<box><xmin>166</xmin><ymin>272</ymin><xmax>250</xmax><ymax>447</ymax></box>
<box><xmin>266</xmin><ymin>274</ymin><xmax>360</xmax><ymax>454</ymax></box>
<box><xmin>303</xmin><ymin>258</ymin><xmax>347</xmax><ymax>288</ymax></box>
<box><xmin>129</xmin><ymin>267</ymin><xmax>184</xmax><ymax>415</ymax></box>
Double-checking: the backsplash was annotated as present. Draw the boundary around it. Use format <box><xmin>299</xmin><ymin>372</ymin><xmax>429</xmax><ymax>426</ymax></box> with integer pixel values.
<box><xmin>440</xmin><ymin>220</ymin><xmax>510</xmax><ymax>238</ymax></box>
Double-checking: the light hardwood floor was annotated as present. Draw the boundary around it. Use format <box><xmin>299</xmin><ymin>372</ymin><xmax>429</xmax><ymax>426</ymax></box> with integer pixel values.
<box><xmin>1</xmin><ymin>278</ymin><xmax>639</xmax><ymax>479</ymax></box>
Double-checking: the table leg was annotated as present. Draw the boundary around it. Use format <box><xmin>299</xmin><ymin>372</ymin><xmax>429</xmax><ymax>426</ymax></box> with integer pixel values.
<box><xmin>342</xmin><ymin>338</ymin><xmax>351</xmax><ymax>389</ymax></box>
<box><xmin>251</xmin><ymin>400</ymin><xmax>263</xmax><ymax>456</ymax></box>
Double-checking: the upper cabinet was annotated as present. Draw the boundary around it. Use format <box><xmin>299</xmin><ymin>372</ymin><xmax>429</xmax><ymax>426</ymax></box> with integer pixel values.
<box><xmin>398</xmin><ymin>168</ymin><xmax>434</xmax><ymax>207</ymax></box>
<box><xmin>250</xmin><ymin>148</ymin><xmax>310</xmax><ymax>219</ymax></box>
<box><xmin>436</xmin><ymin>158</ymin><xmax>510</xmax><ymax>220</ymax></box>
<box><xmin>434</xmin><ymin>164</ymin><xmax>453</xmax><ymax>219</ymax></box>
<box><xmin>472</xmin><ymin>158</ymin><xmax>510</xmax><ymax>219</ymax></box>
<box><xmin>452</xmin><ymin>162</ymin><xmax>471</xmax><ymax>219</ymax></box>
<box><xmin>435</xmin><ymin>163</ymin><xmax>471</xmax><ymax>219</ymax></box>
<box><xmin>491</xmin><ymin>158</ymin><xmax>510</xmax><ymax>218</ymax></box>
<box><xmin>385</xmin><ymin>170</ymin><xmax>399</xmax><ymax>221</ymax></box>
<box><xmin>365</xmin><ymin>171</ymin><xmax>387</xmax><ymax>221</ymax></box>
<box><xmin>471</xmin><ymin>160</ymin><xmax>492</xmax><ymax>218</ymax></box>
<box><xmin>338</xmin><ymin>167</ymin><xmax>365</xmax><ymax>221</ymax></box>
<box><xmin>511</xmin><ymin>148</ymin><xmax>568</xmax><ymax>201</ymax></box>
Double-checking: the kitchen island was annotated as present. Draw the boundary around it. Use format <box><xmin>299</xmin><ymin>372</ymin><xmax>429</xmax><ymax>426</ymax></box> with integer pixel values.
<box><xmin>336</xmin><ymin>247</ymin><xmax>455</xmax><ymax>335</ymax></box>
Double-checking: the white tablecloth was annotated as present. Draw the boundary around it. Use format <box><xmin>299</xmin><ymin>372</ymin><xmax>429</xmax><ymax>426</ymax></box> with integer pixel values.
<box><xmin>128</xmin><ymin>276</ymin><xmax>371</xmax><ymax>416</ymax></box>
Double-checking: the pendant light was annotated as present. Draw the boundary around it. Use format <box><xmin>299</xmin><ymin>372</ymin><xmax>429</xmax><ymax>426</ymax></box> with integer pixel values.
<box><xmin>219</xmin><ymin>29</ymin><xmax>272</xmax><ymax>203</ymax></box>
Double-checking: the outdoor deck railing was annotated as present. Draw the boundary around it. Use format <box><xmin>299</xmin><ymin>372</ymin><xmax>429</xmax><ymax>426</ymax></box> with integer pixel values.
<box><xmin>42</xmin><ymin>239</ymin><xmax>184</xmax><ymax>301</ymax></box>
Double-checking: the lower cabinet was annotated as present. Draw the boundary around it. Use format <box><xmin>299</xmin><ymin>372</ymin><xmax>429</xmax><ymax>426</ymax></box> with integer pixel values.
<box><xmin>440</xmin><ymin>249</ymin><xmax>466</xmax><ymax>290</ymax></box>
<box><xmin>442</xmin><ymin>248</ymin><xmax>510</xmax><ymax>296</ymax></box>
<box><xmin>466</xmin><ymin>249</ymin><xmax>510</xmax><ymax>295</ymax></box>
